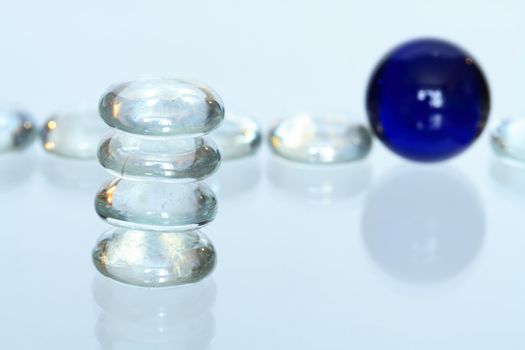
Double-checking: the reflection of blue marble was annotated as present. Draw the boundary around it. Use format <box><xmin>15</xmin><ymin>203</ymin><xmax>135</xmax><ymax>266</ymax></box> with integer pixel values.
<box><xmin>362</xmin><ymin>166</ymin><xmax>485</xmax><ymax>283</ymax></box>
<box><xmin>93</xmin><ymin>275</ymin><xmax>216</xmax><ymax>349</ymax></box>
<box><xmin>366</xmin><ymin>38</ymin><xmax>490</xmax><ymax>162</ymax></box>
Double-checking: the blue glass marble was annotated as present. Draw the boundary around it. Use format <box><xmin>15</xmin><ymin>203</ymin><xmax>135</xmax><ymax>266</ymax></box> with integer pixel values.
<box><xmin>366</xmin><ymin>38</ymin><xmax>490</xmax><ymax>162</ymax></box>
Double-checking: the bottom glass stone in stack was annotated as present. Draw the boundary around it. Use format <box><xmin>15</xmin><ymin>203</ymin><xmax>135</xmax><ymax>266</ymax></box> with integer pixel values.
<box><xmin>93</xmin><ymin>228</ymin><xmax>216</xmax><ymax>287</ymax></box>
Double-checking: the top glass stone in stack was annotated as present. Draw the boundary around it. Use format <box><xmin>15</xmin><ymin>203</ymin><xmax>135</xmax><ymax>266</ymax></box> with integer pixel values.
<box><xmin>98</xmin><ymin>78</ymin><xmax>224</xmax><ymax>182</ymax></box>
<box><xmin>99</xmin><ymin>78</ymin><xmax>224</xmax><ymax>137</ymax></box>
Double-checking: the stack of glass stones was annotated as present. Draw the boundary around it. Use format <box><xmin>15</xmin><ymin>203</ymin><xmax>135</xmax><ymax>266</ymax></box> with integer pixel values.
<box><xmin>92</xmin><ymin>78</ymin><xmax>223</xmax><ymax>287</ymax></box>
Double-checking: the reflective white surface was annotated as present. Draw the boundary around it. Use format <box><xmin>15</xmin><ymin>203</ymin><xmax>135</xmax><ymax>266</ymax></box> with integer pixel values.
<box><xmin>1</xmin><ymin>1</ymin><xmax>525</xmax><ymax>349</ymax></box>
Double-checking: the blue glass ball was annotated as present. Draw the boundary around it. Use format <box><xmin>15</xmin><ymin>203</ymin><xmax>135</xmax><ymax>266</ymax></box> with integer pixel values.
<box><xmin>366</xmin><ymin>38</ymin><xmax>490</xmax><ymax>162</ymax></box>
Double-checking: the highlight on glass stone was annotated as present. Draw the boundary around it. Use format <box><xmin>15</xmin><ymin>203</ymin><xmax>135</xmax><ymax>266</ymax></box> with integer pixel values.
<box><xmin>95</xmin><ymin>178</ymin><xmax>218</xmax><ymax>231</ymax></box>
<box><xmin>366</xmin><ymin>38</ymin><xmax>490</xmax><ymax>162</ymax></box>
<box><xmin>491</xmin><ymin>118</ymin><xmax>525</xmax><ymax>163</ymax></box>
<box><xmin>268</xmin><ymin>114</ymin><xmax>372</xmax><ymax>164</ymax></box>
<box><xmin>0</xmin><ymin>107</ymin><xmax>38</xmax><ymax>153</ymax></box>
<box><xmin>99</xmin><ymin>78</ymin><xmax>224</xmax><ymax>137</ymax></box>
<box><xmin>212</xmin><ymin>113</ymin><xmax>262</xmax><ymax>160</ymax></box>
<box><xmin>41</xmin><ymin>109</ymin><xmax>108</xmax><ymax>159</ymax></box>
<box><xmin>93</xmin><ymin>227</ymin><xmax>216</xmax><ymax>287</ymax></box>
<box><xmin>92</xmin><ymin>77</ymin><xmax>222</xmax><ymax>287</ymax></box>
<box><xmin>98</xmin><ymin>132</ymin><xmax>221</xmax><ymax>181</ymax></box>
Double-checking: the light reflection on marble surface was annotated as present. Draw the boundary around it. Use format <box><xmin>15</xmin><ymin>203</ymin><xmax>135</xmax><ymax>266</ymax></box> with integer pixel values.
<box><xmin>267</xmin><ymin>155</ymin><xmax>372</xmax><ymax>203</ymax></box>
<box><xmin>93</xmin><ymin>275</ymin><xmax>216</xmax><ymax>349</ymax></box>
<box><xmin>362</xmin><ymin>165</ymin><xmax>485</xmax><ymax>283</ymax></box>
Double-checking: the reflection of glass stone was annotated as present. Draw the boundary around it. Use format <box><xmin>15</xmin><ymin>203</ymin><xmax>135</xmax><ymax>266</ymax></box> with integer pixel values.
<box><xmin>491</xmin><ymin>119</ymin><xmax>525</xmax><ymax>163</ymax></box>
<box><xmin>99</xmin><ymin>78</ymin><xmax>224</xmax><ymax>137</ymax></box>
<box><xmin>268</xmin><ymin>114</ymin><xmax>372</xmax><ymax>164</ymax></box>
<box><xmin>366</xmin><ymin>38</ymin><xmax>490</xmax><ymax>162</ymax></box>
<box><xmin>0</xmin><ymin>108</ymin><xmax>37</xmax><ymax>153</ymax></box>
<box><xmin>98</xmin><ymin>132</ymin><xmax>221</xmax><ymax>182</ymax></box>
<box><xmin>212</xmin><ymin>114</ymin><xmax>262</xmax><ymax>160</ymax></box>
<box><xmin>267</xmin><ymin>156</ymin><xmax>372</xmax><ymax>203</ymax></box>
<box><xmin>93</xmin><ymin>276</ymin><xmax>216</xmax><ymax>347</ymax></box>
<box><xmin>93</xmin><ymin>228</ymin><xmax>215</xmax><ymax>287</ymax></box>
<box><xmin>41</xmin><ymin>109</ymin><xmax>108</xmax><ymax>159</ymax></box>
<box><xmin>95</xmin><ymin>179</ymin><xmax>217</xmax><ymax>230</ymax></box>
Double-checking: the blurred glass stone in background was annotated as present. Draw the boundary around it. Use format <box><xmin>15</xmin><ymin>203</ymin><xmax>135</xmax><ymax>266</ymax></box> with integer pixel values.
<box><xmin>491</xmin><ymin>118</ymin><xmax>525</xmax><ymax>163</ymax></box>
<box><xmin>41</xmin><ymin>109</ymin><xmax>108</xmax><ymax>159</ymax></box>
<box><xmin>98</xmin><ymin>132</ymin><xmax>220</xmax><ymax>182</ymax></box>
<box><xmin>93</xmin><ymin>228</ymin><xmax>215</xmax><ymax>287</ymax></box>
<box><xmin>268</xmin><ymin>114</ymin><xmax>372</xmax><ymax>164</ymax></box>
<box><xmin>212</xmin><ymin>113</ymin><xmax>262</xmax><ymax>160</ymax></box>
<box><xmin>0</xmin><ymin>107</ymin><xmax>38</xmax><ymax>153</ymax></box>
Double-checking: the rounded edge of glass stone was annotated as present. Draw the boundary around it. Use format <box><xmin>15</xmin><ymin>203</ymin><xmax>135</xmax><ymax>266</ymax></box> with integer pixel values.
<box><xmin>268</xmin><ymin>115</ymin><xmax>373</xmax><ymax>164</ymax></box>
<box><xmin>97</xmin><ymin>131</ymin><xmax>222</xmax><ymax>182</ymax></box>
<box><xmin>94</xmin><ymin>179</ymin><xmax>218</xmax><ymax>231</ymax></box>
<box><xmin>490</xmin><ymin>118</ymin><xmax>525</xmax><ymax>163</ymax></box>
<box><xmin>213</xmin><ymin>113</ymin><xmax>263</xmax><ymax>161</ymax></box>
<box><xmin>92</xmin><ymin>227</ymin><xmax>216</xmax><ymax>287</ymax></box>
<box><xmin>98</xmin><ymin>77</ymin><xmax>225</xmax><ymax>137</ymax></box>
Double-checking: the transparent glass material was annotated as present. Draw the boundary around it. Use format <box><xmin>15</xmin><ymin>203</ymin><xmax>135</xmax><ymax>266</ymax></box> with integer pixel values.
<box><xmin>0</xmin><ymin>108</ymin><xmax>37</xmax><ymax>152</ymax></box>
<box><xmin>212</xmin><ymin>114</ymin><xmax>262</xmax><ymax>160</ymax></box>
<box><xmin>98</xmin><ymin>132</ymin><xmax>221</xmax><ymax>182</ymax></box>
<box><xmin>41</xmin><ymin>109</ymin><xmax>108</xmax><ymax>159</ymax></box>
<box><xmin>99</xmin><ymin>78</ymin><xmax>224</xmax><ymax>137</ymax></box>
<box><xmin>95</xmin><ymin>179</ymin><xmax>217</xmax><ymax>231</ymax></box>
<box><xmin>93</xmin><ymin>227</ymin><xmax>216</xmax><ymax>287</ymax></box>
<box><xmin>268</xmin><ymin>114</ymin><xmax>372</xmax><ymax>164</ymax></box>
<box><xmin>491</xmin><ymin>118</ymin><xmax>525</xmax><ymax>163</ymax></box>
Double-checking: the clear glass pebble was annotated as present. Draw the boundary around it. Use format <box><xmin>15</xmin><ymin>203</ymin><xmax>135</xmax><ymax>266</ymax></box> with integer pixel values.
<box><xmin>212</xmin><ymin>114</ymin><xmax>262</xmax><ymax>160</ymax></box>
<box><xmin>42</xmin><ymin>109</ymin><xmax>108</xmax><ymax>159</ymax></box>
<box><xmin>99</xmin><ymin>78</ymin><xmax>224</xmax><ymax>137</ymax></box>
<box><xmin>0</xmin><ymin>108</ymin><xmax>37</xmax><ymax>153</ymax></box>
<box><xmin>95</xmin><ymin>179</ymin><xmax>217</xmax><ymax>231</ymax></box>
<box><xmin>93</xmin><ymin>227</ymin><xmax>215</xmax><ymax>287</ymax></box>
<box><xmin>98</xmin><ymin>132</ymin><xmax>221</xmax><ymax>182</ymax></box>
<box><xmin>491</xmin><ymin>118</ymin><xmax>525</xmax><ymax>163</ymax></box>
<box><xmin>268</xmin><ymin>114</ymin><xmax>372</xmax><ymax>164</ymax></box>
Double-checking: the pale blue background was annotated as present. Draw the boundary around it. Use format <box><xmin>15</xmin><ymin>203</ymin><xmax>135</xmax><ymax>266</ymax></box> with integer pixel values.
<box><xmin>0</xmin><ymin>0</ymin><xmax>524</xmax><ymax>349</ymax></box>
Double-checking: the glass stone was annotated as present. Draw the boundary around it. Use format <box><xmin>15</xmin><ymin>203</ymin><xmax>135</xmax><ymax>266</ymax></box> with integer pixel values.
<box><xmin>98</xmin><ymin>132</ymin><xmax>221</xmax><ymax>182</ymax></box>
<box><xmin>366</xmin><ymin>38</ymin><xmax>490</xmax><ymax>162</ymax></box>
<box><xmin>41</xmin><ymin>109</ymin><xmax>108</xmax><ymax>159</ymax></box>
<box><xmin>491</xmin><ymin>118</ymin><xmax>525</xmax><ymax>163</ymax></box>
<box><xmin>268</xmin><ymin>114</ymin><xmax>372</xmax><ymax>164</ymax></box>
<box><xmin>92</xmin><ymin>227</ymin><xmax>215</xmax><ymax>287</ymax></box>
<box><xmin>0</xmin><ymin>108</ymin><xmax>37</xmax><ymax>153</ymax></box>
<box><xmin>212</xmin><ymin>114</ymin><xmax>262</xmax><ymax>160</ymax></box>
<box><xmin>99</xmin><ymin>78</ymin><xmax>224</xmax><ymax>137</ymax></box>
<box><xmin>95</xmin><ymin>179</ymin><xmax>217</xmax><ymax>231</ymax></box>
